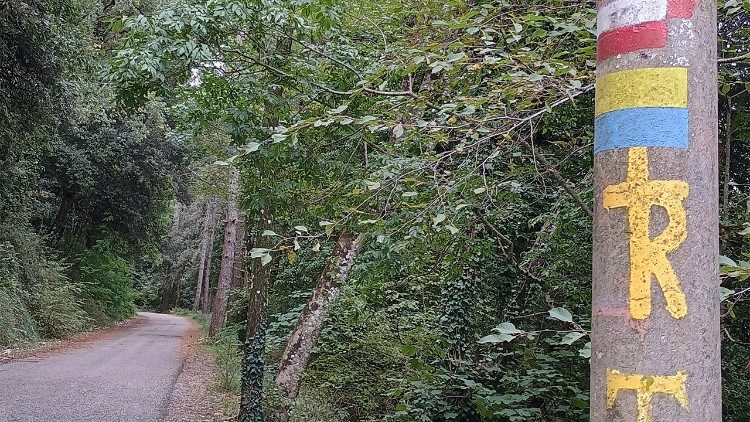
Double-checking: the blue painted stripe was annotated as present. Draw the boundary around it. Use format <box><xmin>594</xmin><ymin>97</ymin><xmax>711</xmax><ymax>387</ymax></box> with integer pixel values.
<box><xmin>594</xmin><ymin>107</ymin><xmax>688</xmax><ymax>153</ymax></box>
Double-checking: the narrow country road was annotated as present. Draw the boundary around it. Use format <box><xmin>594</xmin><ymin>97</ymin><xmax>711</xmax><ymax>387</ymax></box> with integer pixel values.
<box><xmin>0</xmin><ymin>312</ymin><xmax>190</xmax><ymax>422</ymax></box>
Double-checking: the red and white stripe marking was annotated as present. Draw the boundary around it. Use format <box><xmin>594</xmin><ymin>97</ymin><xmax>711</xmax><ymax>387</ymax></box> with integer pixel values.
<box><xmin>598</xmin><ymin>0</ymin><xmax>668</xmax><ymax>36</ymax></box>
<box><xmin>597</xmin><ymin>0</ymin><xmax>696</xmax><ymax>62</ymax></box>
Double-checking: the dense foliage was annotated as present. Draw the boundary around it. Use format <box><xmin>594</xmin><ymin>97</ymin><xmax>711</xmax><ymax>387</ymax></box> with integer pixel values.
<box><xmin>2</xmin><ymin>0</ymin><xmax>749</xmax><ymax>421</ymax></box>
<box><xmin>0</xmin><ymin>0</ymin><xmax>183</xmax><ymax>345</ymax></box>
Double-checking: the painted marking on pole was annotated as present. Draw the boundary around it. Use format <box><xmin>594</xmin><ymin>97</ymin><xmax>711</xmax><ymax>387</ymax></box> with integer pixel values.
<box><xmin>602</xmin><ymin>147</ymin><xmax>689</xmax><ymax>320</ymax></box>
<box><xmin>597</xmin><ymin>0</ymin><xmax>697</xmax><ymax>62</ymax></box>
<box><xmin>595</xmin><ymin>108</ymin><xmax>688</xmax><ymax>153</ymax></box>
<box><xmin>607</xmin><ymin>369</ymin><xmax>689</xmax><ymax>422</ymax></box>
<box><xmin>597</xmin><ymin>0</ymin><xmax>668</xmax><ymax>35</ymax></box>
<box><xmin>594</xmin><ymin>68</ymin><xmax>688</xmax><ymax>153</ymax></box>
<box><xmin>595</xmin><ymin>68</ymin><xmax>688</xmax><ymax>117</ymax></box>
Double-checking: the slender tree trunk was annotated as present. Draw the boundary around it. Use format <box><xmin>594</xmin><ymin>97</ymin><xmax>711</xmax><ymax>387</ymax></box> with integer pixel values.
<box><xmin>159</xmin><ymin>280</ymin><xmax>174</xmax><ymax>313</ymax></box>
<box><xmin>171</xmin><ymin>201</ymin><xmax>182</xmax><ymax>231</ymax></box>
<box><xmin>202</xmin><ymin>203</ymin><xmax>218</xmax><ymax>313</ymax></box>
<box><xmin>273</xmin><ymin>234</ymin><xmax>364</xmax><ymax>414</ymax></box>
<box><xmin>226</xmin><ymin>214</ymin><xmax>248</xmax><ymax>324</ymax></box>
<box><xmin>238</xmin><ymin>206</ymin><xmax>274</xmax><ymax>422</ymax></box>
<box><xmin>159</xmin><ymin>202</ymin><xmax>184</xmax><ymax>312</ymax></box>
<box><xmin>722</xmin><ymin>97</ymin><xmax>732</xmax><ymax>218</ymax></box>
<box><xmin>238</xmin><ymin>26</ymin><xmax>292</xmax><ymax>422</ymax></box>
<box><xmin>232</xmin><ymin>213</ymin><xmax>247</xmax><ymax>290</ymax></box>
<box><xmin>194</xmin><ymin>198</ymin><xmax>216</xmax><ymax>310</ymax></box>
<box><xmin>209</xmin><ymin>170</ymin><xmax>240</xmax><ymax>337</ymax></box>
<box><xmin>721</xmin><ymin>98</ymin><xmax>732</xmax><ymax>253</ymax></box>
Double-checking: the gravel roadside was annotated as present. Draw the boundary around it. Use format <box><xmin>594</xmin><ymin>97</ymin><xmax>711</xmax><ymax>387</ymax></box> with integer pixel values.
<box><xmin>165</xmin><ymin>320</ymin><xmax>237</xmax><ymax>422</ymax></box>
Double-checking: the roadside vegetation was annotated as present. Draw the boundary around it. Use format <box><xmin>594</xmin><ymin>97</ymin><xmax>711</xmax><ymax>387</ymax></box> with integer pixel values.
<box><xmin>2</xmin><ymin>0</ymin><xmax>749</xmax><ymax>421</ymax></box>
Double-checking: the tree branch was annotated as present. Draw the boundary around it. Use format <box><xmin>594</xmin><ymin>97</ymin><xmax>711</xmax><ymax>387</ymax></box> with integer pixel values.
<box><xmin>718</xmin><ymin>52</ymin><xmax>750</xmax><ymax>65</ymax></box>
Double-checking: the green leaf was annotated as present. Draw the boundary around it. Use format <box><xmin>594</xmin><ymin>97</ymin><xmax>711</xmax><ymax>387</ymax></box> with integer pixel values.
<box><xmin>314</xmin><ymin>119</ymin><xmax>334</xmax><ymax>127</ymax></box>
<box><xmin>271</xmin><ymin>133</ymin><xmax>287</xmax><ymax>143</ymax></box>
<box><xmin>294</xmin><ymin>225</ymin><xmax>308</xmax><ymax>233</ymax></box>
<box><xmin>579</xmin><ymin>342</ymin><xmax>591</xmax><ymax>359</ymax></box>
<box><xmin>366</xmin><ymin>181</ymin><xmax>381</xmax><ymax>190</ymax></box>
<box><xmin>356</xmin><ymin>115</ymin><xmax>377</xmax><ymax>124</ymax></box>
<box><xmin>249</xmin><ymin>248</ymin><xmax>270</xmax><ymax>258</ymax></box>
<box><xmin>261</xmin><ymin>230</ymin><xmax>278</xmax><ymax>237</ymax></box>
<box><xmin>247</xmin><ymin>142</ymin><xmax>260</xmax><ymax>152</ymax></box>
<box><xmin>401</xmin><ymin>344</ymin><xmax>417</xmax><ymax>356</ymax></box>
<box><xmin>478</xmin><ymin>333</ymin><xmax>516</xmax><ymax>344</ymax></box>
<box><xmin>260</xmin><ymin>253</ymin><xmax>272</xmax><ymax>266</ymax></box>
<box><xmin>393</xmin><ymin>124</ymin><xmax>404</xmax><ymax>138</ymax></box>
<box><xmin>559</xmin><ymin>332</ymin><xmax>586</xmax><ymax>345</ymax></box>
<box><xmin>548</xmin><ymin>307</ymin><xmax>573</xmax><ymax>323</ymax></box>
<box><xmin>402</xmin><ymin>191</ymin><xmax>418</xmax><ymax>198</ymax></box>
<box><xmin>473</xmin><ymin>187</ymin><xmax>486</xmax><ymax>194</ymax></box>
<box><xmin>721</xmin><ymin>287</ymin><xmax>735</xmax><ymax>301</ymax></box>
<box><xmin>494</xmin><ymin>322</ymin><xmax>523</xmax><ymax>335</ymax></box>
<box><xmin>446</xmin><ymin>52</ymin><xmax>466</xmax><ymax>62</ymax></box>
<box><xmin>445</xmin><ymin>225</ymin><xmax>459</xmax><ymax>235</ymax></box>
<box><xmin>328</xmin><ymin>104</ymin><xmax>348</xmax><ymax>114</ymax></box>
<box><xmin>720</xmin><ymin>255</ymin><xmax>738</xmax><ymax>267</ymax></box>
<box><xmin>433</xmin><ymin>213</ymin><xmax>446</xmax><ymax>226</ymax></box>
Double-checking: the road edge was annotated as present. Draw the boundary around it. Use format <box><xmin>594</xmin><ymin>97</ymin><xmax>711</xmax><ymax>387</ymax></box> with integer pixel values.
<box><xmin>164</xmin><ymin>316</ymin><xmax>236</xmax><ymax>422</ymax></box>
<box><xmin>0</xmin><ymin>314</ymin><xmax>147</xmax><ymax>365</ymax></box>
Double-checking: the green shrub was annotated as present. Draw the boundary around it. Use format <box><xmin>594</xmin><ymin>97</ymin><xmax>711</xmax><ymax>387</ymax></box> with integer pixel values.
<box><xmin>76</xmin><ymin>239</ymin><xmax>136</xmax><ymax>323</ymax></box>
<box><xmin>26</xmin><ymin>258</ymin><xmax>89</xmax><ymax>339</ymax></box>
<box><xmin>0</xmin><ymin>234</ymin><xmax>90</xmax><ymax>345</ymax></box>
<box><xmin>208</xmin><ymin>323</ymin><xmax>244</xmax><ymax>393</ymax></box>
<box><xmin>0</xmin><ymin>282</ymin><xmax>40</xmax><ymax>347</ymax></box>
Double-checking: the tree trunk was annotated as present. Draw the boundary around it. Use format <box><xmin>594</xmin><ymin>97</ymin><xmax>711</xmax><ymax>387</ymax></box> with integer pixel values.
<box><xmin>722</xmin><ymin>97</ymin><xmax>732</xmax><ymax>218</ymax></box>
<box><xmin>721</xmin><ymin>98</ymin><xmax>732</xmax><ymax>253</ymax></box>
<box><xmin>232</xmin><ymin>213</ymin><xmax>247</xmax><ymax>290</ymax></box>
<box><xmin>209</xmin><ymin>170</ymin><xmax>240</xmax><ymax>337</ymax></box>
<box><xmin>159</xmin><ymin>202</ymin><xmax>184</xmax><ymax>312</ymax></box>
<box><xmin>202</xmin><ymin>206</ymin><xmax>217</xmax><ymax>313</ymax></box>
<box><xmin>238</xmin><ymin>206</ymin><xmax>274</xmax><ymax>422</ymax></box>
<box><xmin>274</xmin><ymin>234</ymin><xmax>364</xmax><ymax>410</ymax></box>
<box><xmin>159</xmin><ymin>280</ymin><xmax>175</xmax><ymax>313</ymax></box>
<box><xmin>237</xmin><ymin>26</ymin><xmax>292</xmax><ymax>421</ymax></box>
<box><xmin>194</xmin><ymin>198</ymin><xmax>217</xmax><ymax>310</ymax></box>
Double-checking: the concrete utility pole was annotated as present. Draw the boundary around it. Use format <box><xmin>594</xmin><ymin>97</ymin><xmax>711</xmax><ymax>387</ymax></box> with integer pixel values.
<box><xmin>591</xmin><ymin>1</ymin><xmax>720</xmax><ymax>421</ymax></box>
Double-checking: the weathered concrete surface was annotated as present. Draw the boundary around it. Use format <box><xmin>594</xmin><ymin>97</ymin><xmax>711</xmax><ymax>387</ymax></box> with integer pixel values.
<box><xmin>592</xmin><ymin>0</ymin><xmax>720</xmax><ymax>421</ymax></box>
<box><xmin>0</xmin><ymin>312</ymin><xmax>190</xmax><ymax>422</ymax></box>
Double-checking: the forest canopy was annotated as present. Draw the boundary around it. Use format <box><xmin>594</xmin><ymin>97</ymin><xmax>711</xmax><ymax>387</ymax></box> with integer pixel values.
<box><xmin>1</xmin><ymin>0</ymin><xmax>749</xmax><ymax>421</ymax></box>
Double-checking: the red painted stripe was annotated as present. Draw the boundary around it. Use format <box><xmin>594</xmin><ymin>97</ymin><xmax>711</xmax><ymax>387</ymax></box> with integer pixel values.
<box><xmin>597</xmin><ymin>21</ymin><xmax>668</xmax><ymax>62</ymax></box>
<box><xmin>667</xmin><ymin>0</ymin><xmax>697</xmax><ymax>18</ymax></box>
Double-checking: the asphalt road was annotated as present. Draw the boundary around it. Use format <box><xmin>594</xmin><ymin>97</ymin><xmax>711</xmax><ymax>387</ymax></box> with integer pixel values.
<box><xmin>0</xmin><ymin>312</ymin><xmax>190</xmax><ymax>422</ymax></box>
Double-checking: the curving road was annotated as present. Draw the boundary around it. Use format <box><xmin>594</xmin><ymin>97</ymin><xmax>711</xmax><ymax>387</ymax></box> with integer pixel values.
<box><xmin>0</xmin><ymin>312</ymin><xmax>190</xmax><ymax>422</ymax></box>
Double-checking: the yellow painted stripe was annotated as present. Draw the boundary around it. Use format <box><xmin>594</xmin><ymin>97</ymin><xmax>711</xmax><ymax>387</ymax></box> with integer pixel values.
<box><xmin>595</xmin><ymin>68</ymin><xmax>688</xmax><ymax>117</ymax></box>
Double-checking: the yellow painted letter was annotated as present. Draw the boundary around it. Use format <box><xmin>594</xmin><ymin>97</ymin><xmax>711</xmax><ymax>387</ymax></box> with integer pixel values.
<box><xmin>606</xmin><ymin>370</ymin><xmax>689</xmax><ymax>422</ymax></box>
<box><xmin>603</xmin><ymin>147</ymin><xmax>689</xmax><ymax>320</ymax></box>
